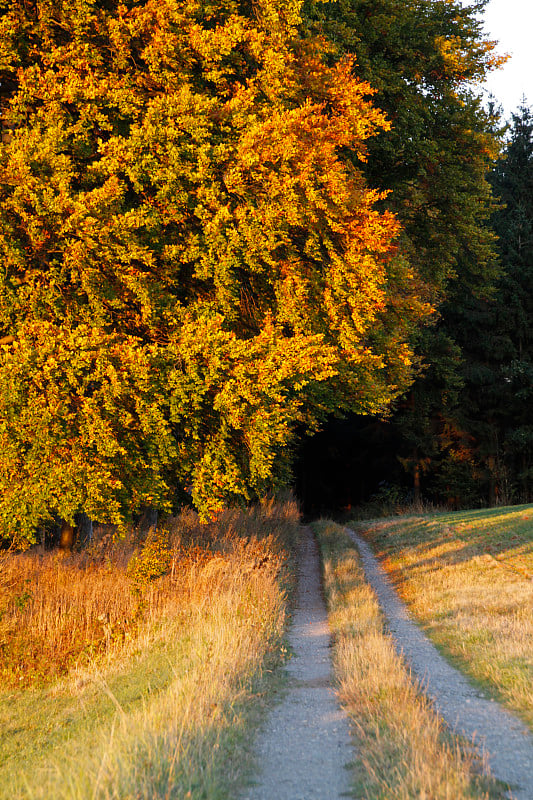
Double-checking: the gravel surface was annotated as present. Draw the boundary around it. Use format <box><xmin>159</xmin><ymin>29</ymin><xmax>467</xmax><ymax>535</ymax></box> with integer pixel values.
<box><xmin>243</xmin><ymin>528</ymin><xmax>353</xmax><ymax>800</ymax></box>
<box><xmin>347</xmin><ymin>527</ymin><xmax>533</xmax><ymax>800</ymax></box>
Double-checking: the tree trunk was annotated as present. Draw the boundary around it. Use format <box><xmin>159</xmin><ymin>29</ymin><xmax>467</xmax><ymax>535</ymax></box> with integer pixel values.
<box><xmin>59</xmin><ymin>520</ymin><xmax>76</xmax><ymax>551</ymax></box>
<box><xmin>413</xmin><ymin>463</ymin><xmax>421</xmax><ymax>505</ymax></box>
<box><xmin>137</xmin><ymin>507</ymin><xmax>158</xmax><ymax>533</ymax></box>
<box><xmin>76</xmin><ymin>512</ymin><xmax>93</xmax><ymax>544</ymax></box>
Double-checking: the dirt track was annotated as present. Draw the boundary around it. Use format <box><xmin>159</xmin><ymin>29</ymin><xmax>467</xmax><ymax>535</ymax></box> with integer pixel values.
<box><xmin>243</xmin><ymin>528</ymin><xmax>353</xmax><ymax>800</ymax></box>
<box><xmin>244</xmin><ymin>526</ymin><xmax>533</xmax><ymax>800</ymax></box>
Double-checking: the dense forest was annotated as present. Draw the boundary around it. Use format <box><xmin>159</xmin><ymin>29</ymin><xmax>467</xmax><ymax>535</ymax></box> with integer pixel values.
<box><xmin>298</xmin><ymin>102</ymin><xmax>533</xmax><ymax>516</ymax></box>
<box><xmin>0</xmin><ymin>0</ymin><xmax>530</xmax><ymax>545</ymax></box>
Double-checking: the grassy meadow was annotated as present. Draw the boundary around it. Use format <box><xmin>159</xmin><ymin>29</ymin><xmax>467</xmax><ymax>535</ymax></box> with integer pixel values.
<box><xmin>0</xmin><ymin>499</ymin><xmax>298</xmax><ymax>799</ymax></box>
<box><xmin>313</xmin><ymin>520</ymin><xmax>506</xmax><ymax>800</ymax></box>
<box><xmin>350</xmin><ymin>504</ymin><xmax>533</xmax><ymax>730</ymax></box>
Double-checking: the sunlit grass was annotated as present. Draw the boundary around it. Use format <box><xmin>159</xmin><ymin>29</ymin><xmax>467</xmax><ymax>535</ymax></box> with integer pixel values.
<box><xmin>313</xmin><ymin>520</ymin><xmax>506</xmax><ymax>800</ymax></box>
<box><xmin>350</xmin><ymin>504</ymin><xmax>533</xmax><ymax>730</ymax></box>
<box><xmin>0</xmin><ymin>498</ymin><xmax>298</xmax><ymax>799</ymax></box>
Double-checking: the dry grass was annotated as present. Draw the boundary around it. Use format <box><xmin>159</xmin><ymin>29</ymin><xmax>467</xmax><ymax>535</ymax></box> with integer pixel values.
<box><xmin>352</xmin><ymin>505</ymin><xmax>533</xmax><ymax>730</ymax></box>
<box><xmin>313</xmin><ymin>520</ymin><xmax>505</xmax><ymax>800</ymax></box>
<box><xmin>0</xmin><ymin>498</ymin><xmax>299</xmax><ymax>799</ymax></box>
<box><xmin>0</xmin><ymin>501</ymin><xmax>296</xmax><ymax>687</ymax></box>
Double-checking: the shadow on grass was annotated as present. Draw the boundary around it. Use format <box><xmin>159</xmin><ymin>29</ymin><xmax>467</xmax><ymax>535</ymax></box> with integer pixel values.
<box><xmin>351</xmin><ymin>504</ymin><xmax>533</xmax><ymax>578</ymax></box>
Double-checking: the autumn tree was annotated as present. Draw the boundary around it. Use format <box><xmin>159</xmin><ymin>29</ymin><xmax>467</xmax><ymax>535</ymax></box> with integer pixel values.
<box><xmin>305</xmin><ymin>0</ymin><xmax>503</xmax><ymax>291</ymax></box>
<box><xmin>0</xmin><ymin>0</ymin><xmax>427</xmax><ymax>545</ymax></box>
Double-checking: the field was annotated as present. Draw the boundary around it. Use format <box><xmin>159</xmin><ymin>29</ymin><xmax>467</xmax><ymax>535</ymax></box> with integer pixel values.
<box><xmin>3</xmin><ymin>500</ymin><xmax>531</xmax><ymax>799</ymax></box>
<box><xmin>313</xmin><ymin>520</ymin><xmax>505</xmax><ymax>799</ymax></box>
<box><xmin>350</xmin><ymin>505</ymin><xmax>533</xmax><ymax>730</ymax></box>
<box><xmin>0</xmin><ymin>499</ymin><xmax>298</xmax><ymax>800</ymax></box>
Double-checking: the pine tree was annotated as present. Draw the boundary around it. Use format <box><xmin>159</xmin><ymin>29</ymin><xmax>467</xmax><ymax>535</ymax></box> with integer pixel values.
<box><xmin>412</xmin><ymin>102</ymin><xmax>533</xmax><ymax>507</ymax></box>
<box><xmin>467</xmin><ymin>102</ymin><xmax>533</xmax><ymax>503</ymax></box>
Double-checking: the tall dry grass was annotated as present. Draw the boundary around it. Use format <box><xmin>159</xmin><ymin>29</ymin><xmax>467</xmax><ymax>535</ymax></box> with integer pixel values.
<box><xmin>0</xmin><ymin>500</ymin><xmax>296</xmax><ymax>687</ymax></box>
<box><xmin>0</xmin><ymin>497</ymin><xmax>299</xmax><ymax>799</ymax></box>
<box><xmin>313</xmin><ymin>520</ymin><xmax>505</xmax><ymax>800</ymax></box>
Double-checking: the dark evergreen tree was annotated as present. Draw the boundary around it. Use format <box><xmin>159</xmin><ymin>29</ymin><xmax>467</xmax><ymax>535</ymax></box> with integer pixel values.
<box><xmin>477</xmin><ymin>102</ymin><xmax>533</xmax><ymax>503</ymax></box>
<box><xmin>416</xmin><ymin>101</ymin><xmax>533</xmax><ymax>508</ymax></box>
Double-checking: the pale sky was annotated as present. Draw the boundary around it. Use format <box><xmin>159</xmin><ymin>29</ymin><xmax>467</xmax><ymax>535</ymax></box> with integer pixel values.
<box><xmin>472</xmin><ymin>0</ymin><xmax>533</xmax><ymax>118</ymax></box>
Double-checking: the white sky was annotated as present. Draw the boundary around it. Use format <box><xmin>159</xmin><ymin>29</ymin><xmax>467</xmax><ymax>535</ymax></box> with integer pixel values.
<box><xmin>472</xmin><ymin>0</ymin><xmax>533</xmax><ymax>118</ymax></box>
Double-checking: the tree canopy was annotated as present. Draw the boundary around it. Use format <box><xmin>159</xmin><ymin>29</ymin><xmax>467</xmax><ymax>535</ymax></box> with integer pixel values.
<box><xmin>304</xmin><ymin>0</ymin><xmax>504</xmax><ymax>294</ymax></box>
<box><xmin>0</xmin><ymin>0</ymin><xmax>427</xmax><ymax>544</ymax></box>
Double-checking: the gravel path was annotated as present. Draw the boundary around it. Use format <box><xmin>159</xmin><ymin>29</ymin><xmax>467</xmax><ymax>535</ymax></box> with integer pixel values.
<box><xmin>347</xmin><ymin>527</ymin><xmax>533</xmax><ymax>800</ymax></box>
<box><xmin>243</xmin><ymin>528</ymin><xmax>353</xmax><ymax>800</ymax></box>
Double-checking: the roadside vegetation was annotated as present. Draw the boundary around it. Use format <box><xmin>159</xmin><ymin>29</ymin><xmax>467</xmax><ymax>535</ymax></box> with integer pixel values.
<box><xmin>0</xmin><ymin>498</ymin><xmax>298</xmax><ymax>799</ymax></box>
<box><xmin>350</xmin><ymin>505</ymin><xmax>533</xmax><ymax>731</ymax></box>
<box><xmin>313</xmin><ymin>520</ymin><xmax>506</xmax><ymax>800</ymax></box>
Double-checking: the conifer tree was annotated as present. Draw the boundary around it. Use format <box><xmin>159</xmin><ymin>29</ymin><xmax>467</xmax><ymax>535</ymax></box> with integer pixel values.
<box><xmin>396</xmin><ymin>102</ymin><xmax>533</xmax><ymax>508</ymax></box>
<box><xmin>451</xmin><ymin>102</ymin><xmax>533</xmax><ymax>504</ymax></box>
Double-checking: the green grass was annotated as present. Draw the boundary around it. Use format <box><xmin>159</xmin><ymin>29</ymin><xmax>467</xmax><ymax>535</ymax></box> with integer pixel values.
<box><xmin>0</xmin><ymin>635</ymin><xmax>187</xmax><ymax>795</ymax></box>
<box><xmin>3</xmin><ymin>580</ymin><xmax>286</xmax><ymax>800</ymax></box>
<box><xmin>349</xmin><ymin>504</ymin><xmax>533</xmax><ymax>730</ymax></box>
<box><xmin>313</xmin><ymin>519</ymin><xmax>506</xmax><ymax>800</ymax></box>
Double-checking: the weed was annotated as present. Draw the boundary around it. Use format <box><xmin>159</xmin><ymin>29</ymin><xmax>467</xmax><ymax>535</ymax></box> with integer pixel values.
<box><xmin>0</xmin><ymin>497</ymin><xmax>300</xmax><ymax>799</ymax></box>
